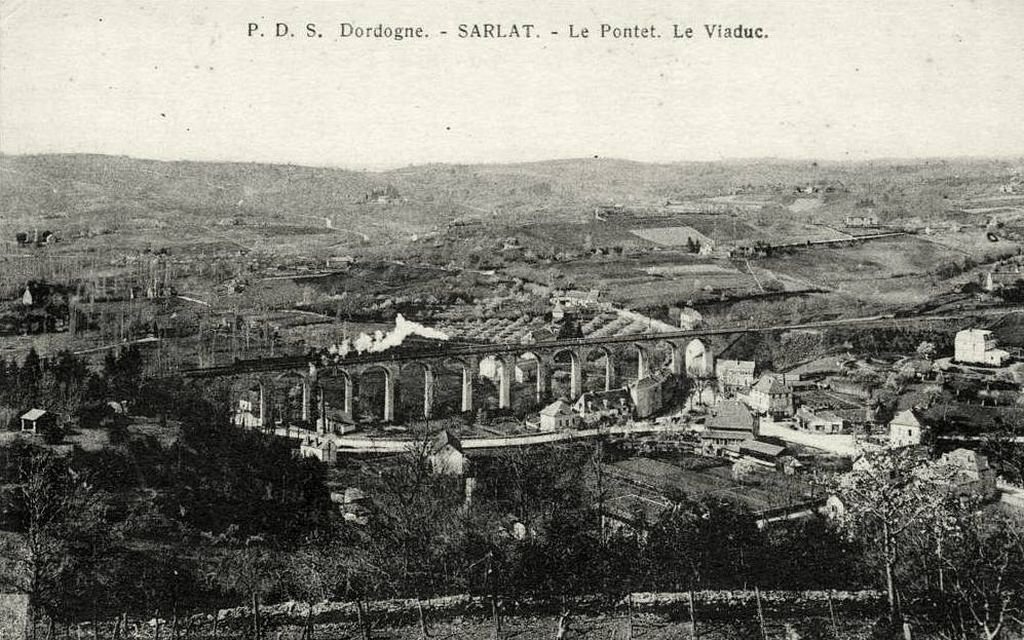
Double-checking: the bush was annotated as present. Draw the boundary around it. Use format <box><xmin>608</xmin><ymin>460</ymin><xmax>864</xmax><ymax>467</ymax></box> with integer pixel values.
<box><xmin>40</xmin><ymin>420</ymin><xmax>65</xmax><ymax>444</ymax></box>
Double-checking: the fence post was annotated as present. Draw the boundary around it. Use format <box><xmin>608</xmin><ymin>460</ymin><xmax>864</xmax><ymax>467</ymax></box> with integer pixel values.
<box><xmin>625</xmin><ymin>593</ymin><xmax>633</xmax><ymax>640</ymax></box>
<box><xmin>827</xmin><ymin>592</ymin><xmax>839</xmax><ymax>638</ymax></box>
<box><xmin>688</xmin><ymin>591</ymin><xmax>698</xmax><ymax>640</ymax></box>
<box><xmin>754</xmin><ymin>587</ymin><xmax>768</xmax><ymax>640</ymax></box>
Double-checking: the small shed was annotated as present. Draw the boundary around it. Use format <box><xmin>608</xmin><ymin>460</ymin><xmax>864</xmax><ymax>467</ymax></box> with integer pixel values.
<box><xmin>20</xmin><ymin>409</ymin><xmax>56</xmax><ymax>434</ymax></box>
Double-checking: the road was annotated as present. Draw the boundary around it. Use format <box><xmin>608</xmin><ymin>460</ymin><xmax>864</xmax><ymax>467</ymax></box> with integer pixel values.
<box><xmin>280</xmin><ymin>420</ymin><xmax>693</xmax><ymax>454</ymax></box>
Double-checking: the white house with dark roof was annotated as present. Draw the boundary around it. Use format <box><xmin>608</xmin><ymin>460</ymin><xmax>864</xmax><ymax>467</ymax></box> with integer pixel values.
<box><xmin>748</xmin><ymin>374</ymin><xmax>794</xmax><ymax>418</ymax></box>
<box><xmin>539</xmin><ymin>399</ymin><xmax>577</xmax><ymax>431</ymax></box>
<box><xmin>701</xmin><ymin>400</ymin><xmax>759</xmax><ymax>456</ymax></box>
<box><xmin>888</xmin><ymin>409</ymin><xmax>926</xmax><ymax>448</ymax></box>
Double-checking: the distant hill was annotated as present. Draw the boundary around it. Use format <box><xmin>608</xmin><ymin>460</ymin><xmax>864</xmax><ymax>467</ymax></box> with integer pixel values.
<box><xmin>2</xmin><ymin>153</ymin><xmax>1021</xmax><ymax>240</ymax></box>
<box><xmin>0</xmin><ymin>153</ymin><xmax>384</xmax><ymax>221</ymax></box>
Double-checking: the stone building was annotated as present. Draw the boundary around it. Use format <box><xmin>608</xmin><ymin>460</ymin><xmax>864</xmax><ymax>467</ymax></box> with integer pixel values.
<box><xmin>888</xmin><ymin>409</ymin><xmax>926</xmax><ymax>448</ymax></box>
<box><xmin>701</xmin><ymin>400</ymin><xmax>758</xmax><ymax>456</ymax></box>
<box><xmin>628</xmin><ymin>370</ymin><xmax>673</xmax><ymax>418</ymax></box>
<box><xmin>748</xmin><ymin>374</ymin><xmax>794</xmax><ymax>418</ymax></box>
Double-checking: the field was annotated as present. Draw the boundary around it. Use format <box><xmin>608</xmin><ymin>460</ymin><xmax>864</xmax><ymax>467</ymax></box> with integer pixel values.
<box><xmin>754</xmin><ymin>236</ymin><xmax>987</xmax><ymax>305</ymax></box>
<box><xmin>629</xmin><ymin>226</ymin><xmax>713</xmax><ymax>247</ymax></box>
<box><xmin>606</xmin><ymin>455</ymin><xmax>820</xmax><ymax>515</ymax></box>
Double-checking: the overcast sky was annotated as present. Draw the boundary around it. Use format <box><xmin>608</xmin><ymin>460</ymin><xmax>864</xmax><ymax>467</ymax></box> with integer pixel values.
<box><xmin>1</xmin><ymin>0</ymin><xmax>1022</xmax><ymax>168</ymax></box>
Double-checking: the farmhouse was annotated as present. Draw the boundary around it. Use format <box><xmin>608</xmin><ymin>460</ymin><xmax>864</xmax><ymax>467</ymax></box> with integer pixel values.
<box><xmin>628</xmin><ymin>369</ymin><xmax>673</xmax><ymax>418</ymax></box>
<box><xmin>795</xmin><ymin>406</ymin><xmax>844</xmax><ymax>434</ymax></box>
<box><xmin>539</xmin><ymin>399</ymin><xmax>577</xmax><ymax>431</ymax></box>
<box><xmin>844</xmin><ymin>214</ymin><xmax>879</xmax><ymax>228</ymax></box>
<box><xmin>747</xmin><ymin>374</ymin><xmax>794</xmax><ymax>418</ymax></box>
<box><xmin>888</xmin><ymin>409</ymin><xmax>926</xmax><ymax>448</ymax></box>
<box><xmin>701</xmin><ymin>400</ymin><xmax>758</xmax><ymax>456</ymax></box>
<box><xmin>954</xmin><ymin>329</ymin><xmax>1010</xmax><ymax>366</ymax></box>
<box><xmin>931</xmin><ymin>448</ymin><xmax>998</xmax><ymax>501</ymax></box>
<box><xmin>668</xmin><ymin>305</ymin><xmax>703</xmax><ymax>329</ymax></box>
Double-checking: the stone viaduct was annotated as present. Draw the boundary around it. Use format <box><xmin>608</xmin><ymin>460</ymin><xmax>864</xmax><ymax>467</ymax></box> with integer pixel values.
<box><xmin>215</xmin><ymin>336</ymin><xmax>716</xmax><ymax>434</ymax></box>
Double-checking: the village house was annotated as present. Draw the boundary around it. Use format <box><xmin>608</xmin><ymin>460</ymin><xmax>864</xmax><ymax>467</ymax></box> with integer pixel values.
<box><xmin>931</xmin><ymin>448</ymin><xmax>999</xmax><ymax>502</ymax></box>
<box><xmin>628</xmin><ymin>369</ymin><xmax>673</xmax><ymax>418</ymax></box>
<box><xmin>795</xmin><ymin>406</ymin><xmax>845</xmax><ymax>434</ymax></box>
<box><xmin>747</xmin><ymin>374</ymin><xmax>795</xmax><ymax>418</ymax></box>
<box><xmin>234</xmin><ymin>390</ymin><xmax>262</xmax><ymax>428</ymax></box>
<box><xmin>20</xmin><ymin>408</ymin><xmax>56</xmax><ymax>435</ymax></box>
<box><xmin>844</xmin><ymin>214</ymin><xmax>879</xmax><ymax>227</ymax></box>
<box><xmin>429</xmin><ymin>430</ymin><xmax>468</xmax><ymax>475</ymax></box>
<box><xmin>888</xmin><ymin>408</ymin><xmax>926</xmax><ymax>448</ymax></box>
<box><xmin>716</xmin><ymin>359</ymin><xmax>756</xmax><ymax>394</ymax></box>
<box><xmin>954</xmin><ymin>329</ymin><xmax>1010</xmax><ymax>366</ymax></box>
<box><xmin>554</xmin><ymin>289</ymin><xmax>605</xmax><ymax>309</ymax></box>
<box><xmin>700</xmin><ymin>399</ymin><xmax>758</xmax><ymax>456</ymax></box>
<box><xmin>573</xmin><ymin>388</ymin><xmax>633</xmax><ymax>425</ymax></box>
<box><xmin>668</xmin><ymin>305</ymin><xmax>704</xmax><ymax>330</ymax></box>
<box><xmin>322</xmin><ymin>406</ymin><xmax>359</xmax><ymax>435</ymax></box>
<box><xmin>299</xmin><ymin>436</ymin><xmax>337</xmax><ymax>465</ymax></box>
<box><xmin>539</xmin><ymin>399</ymin><xmax>577</xmax><ymax>431</ymax></box>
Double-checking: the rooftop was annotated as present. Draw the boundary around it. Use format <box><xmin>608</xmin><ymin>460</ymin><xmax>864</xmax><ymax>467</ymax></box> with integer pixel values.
<box><xmin>739</xmin><ymin>440</ymin><xmax>787</xmax><ymax>458</ymax></box>
<box><xmin>753</xmin><ymin>375</ymin><xmax>791</xmax><ymax>395</ymax></box>
<box><xmin>540</xmin><ymin>399</ymin><xmax>573</xmax><ymax>417</ymax></box>
<box><xmin>20</xmin><ymin>409</ymin><xmax>48</xmax><ymax>421</ymax></box>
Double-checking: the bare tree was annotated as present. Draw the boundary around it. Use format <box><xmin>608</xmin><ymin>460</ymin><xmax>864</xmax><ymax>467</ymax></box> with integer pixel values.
<box><xmin>829</xmin><ymin>448</ymin><xmax>951</xmax><ymax>623</ymax></box>
<box><xmin>938</xmin><ymin>512</ymin><xmax>1024</xmax><ymax>640</ymax></box>
<box><xmin>0</xmin><ymin>448</ymin><xmax>106</xmax><ymax>635</ymax></box>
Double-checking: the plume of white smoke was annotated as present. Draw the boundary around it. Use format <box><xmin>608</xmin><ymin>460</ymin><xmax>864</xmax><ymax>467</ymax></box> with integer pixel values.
<box><xmin>326</xmin><ymin>314</ymin><xmax>449</xmax><ymax>360</ymax></box>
